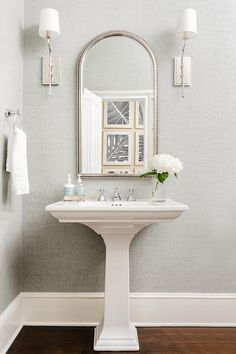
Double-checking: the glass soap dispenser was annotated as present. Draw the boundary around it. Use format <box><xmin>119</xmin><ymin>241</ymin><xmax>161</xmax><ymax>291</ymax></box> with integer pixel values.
<box><xmin>64</xmin><ymin>174</ymin><xmax>75</xmax><ymax>201</ymax></box>
<box><xmin>74</xmin><ymin>174</ymin><xmax>85</xmax><ymax>201</ymax></box>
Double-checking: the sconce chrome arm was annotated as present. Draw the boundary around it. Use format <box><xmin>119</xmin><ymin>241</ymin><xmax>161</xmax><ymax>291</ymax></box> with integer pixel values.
<box><xmin>39</xmin><ymin>8</ymin><xmax>60</xmax><ymax>97</ymax></box>
<box><xmin>176</xmin><ymin>8</ymin><xmax>197</xmax><ymax>98</ymax></box>
<box><xmin>180</xmin><ymin>37</ymin><xmax>187</xmax><ymax>98</ymax></box>
<box><xmin>47</xmin><ymin>37</ymin><xmax>53</xmax><ymax>96</ymax></box>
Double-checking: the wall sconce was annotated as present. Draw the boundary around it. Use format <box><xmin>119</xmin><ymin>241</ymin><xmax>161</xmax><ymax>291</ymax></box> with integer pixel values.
<box><xmin>174</xmin><ymin>9</ymin><xmax>197</xmax><ymax>98</ymax></box>
<box><xmin>39</xmin><ymin>8</ymin><xmax>61</xmax><ymax>96</ymax></box>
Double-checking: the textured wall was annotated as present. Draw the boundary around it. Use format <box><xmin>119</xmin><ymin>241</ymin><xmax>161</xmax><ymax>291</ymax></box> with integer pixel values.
<box><xmin>23</xmin><ymin>0</ymin><xmax>236</xmax><ymax>293</ymax></box>
<box><xmin>0</xmin><ymin>0</ymin><xmax>24</xmax><ymax>313</ymax></box>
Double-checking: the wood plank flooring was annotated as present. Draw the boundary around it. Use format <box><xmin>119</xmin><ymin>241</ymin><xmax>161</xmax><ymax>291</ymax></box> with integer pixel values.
<box><xmin>7</xmin><ymin>326</ymin><xmax>236</xmax><ymax>354</ymax></box>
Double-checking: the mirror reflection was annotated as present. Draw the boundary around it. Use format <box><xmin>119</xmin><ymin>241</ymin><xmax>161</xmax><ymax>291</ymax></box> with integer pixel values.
<box><xmin>79</xmin><ymin>34</ymin><xmax>156</xmax><ymax>176</ymax></box>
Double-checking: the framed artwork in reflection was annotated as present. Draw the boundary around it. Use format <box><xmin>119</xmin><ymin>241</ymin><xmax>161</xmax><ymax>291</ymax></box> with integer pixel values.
<box><xmin>135</xmin><ymin>131</ymin><xmax>144</xmax><ymax>165</ymax></box>
<box><xmin>135</xmin><ymin>100</ymin><xmax>144</xmax><ymax>129</ymax></box>
<box><xmin>103</xmin><ymin>131</ymin><xmax>132</xmax><ymax>165</ymax></box>
<box><xmin>102</xmin><ymin>168</ymin><xmax>133</xmax><ymax>175</ymax></box>
<box><xmin>103</xmin><ymin>101</ymin><xmax>134</xmax><ymax>128</ymax></box>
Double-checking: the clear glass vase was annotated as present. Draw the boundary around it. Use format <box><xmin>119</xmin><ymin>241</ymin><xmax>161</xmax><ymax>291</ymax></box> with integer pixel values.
<box><xmin>152</xmin><ymin>178</ymin><xmax>166</xmax><ymax>203</ymax></box>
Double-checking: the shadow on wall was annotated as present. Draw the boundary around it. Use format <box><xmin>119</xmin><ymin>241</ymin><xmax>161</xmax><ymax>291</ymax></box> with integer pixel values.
<box><xmin>157</xmin><ymin>29</ymin><xmax>177</xmax><ymax>56</ymax></box>
<box><xmin>24</xmin><ymin>25</ymin><xmax>44</xmax><ymax>55</ymax></box>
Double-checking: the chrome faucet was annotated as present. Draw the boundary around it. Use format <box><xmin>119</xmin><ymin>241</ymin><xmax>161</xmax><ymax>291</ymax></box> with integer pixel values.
<box><xmin>126</xmin><ymin>188</ymin><xmax>136</xmax><ymax>201</ymax></box>
<box><xmin>97</xmin><ymin>188</ymin><xmax>107</xmax><ymax>201</ymax></box>
<box><xmin>112</xmin><ymin>188</ymin><xmax>121</xmax><ymax>201</ymax></box>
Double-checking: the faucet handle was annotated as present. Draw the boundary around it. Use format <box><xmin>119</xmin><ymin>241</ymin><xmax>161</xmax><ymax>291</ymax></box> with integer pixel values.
<box><xmin>127</xmin><ymin>188</ymin><xmax>136</xmax><ymax>201</ymax></box>
<box><xmin>97</xmin><ymin>188</ymin><xmax>107</xmax><ymax>201</ymax></box>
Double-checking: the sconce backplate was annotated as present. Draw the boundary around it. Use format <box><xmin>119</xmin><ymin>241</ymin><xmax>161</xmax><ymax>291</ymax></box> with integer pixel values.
<box><xmin>41</xmin><ymin>55</ymin><xmax>60</xmax><ymax>85</ymax></box>
<box><xmin>173</xmin><ymin>57</ymin><xmax>191</xmax><ymax>86</ymax></box>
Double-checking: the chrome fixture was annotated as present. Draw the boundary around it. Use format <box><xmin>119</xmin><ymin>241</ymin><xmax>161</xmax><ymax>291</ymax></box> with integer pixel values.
<box><xmin>5</xmin><ymin>109</ymin><xmax>22</xmax><ymax>128</ymax></box>
<box><xmin>126</xmin><ymin>188</ymin><xmax>136</xmax><ymax>201</ymax></box>
<box><xmin>112</xmin><ymin>188</ymin><xmax>121</xmax><ymax>202</ymax></box>
<box><xmin>39</xmin><ymin>8</ymin><xmax>61</xmax><ymax>96</ymax></box>
<box><xmin>174</xmin><ymin>9</ymin><xmax>198</xmax><ymax>98</ymax></box>
<box><xmin>97</xmin><ymin>189</ymin><xmax>107</xmax><ymax>201</ymax></box>
<box><xmin>5</xmin><ymin>109</ymin><xmax>21</xmax><ymax>119</ymax></box>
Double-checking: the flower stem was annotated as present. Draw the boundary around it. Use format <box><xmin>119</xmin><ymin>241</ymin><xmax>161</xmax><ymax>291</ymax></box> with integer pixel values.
<box><xmin>155</xmin><ymin>180</ymin><xmax>158</xmax><ymax>192</ymax></box>
<box><xmin>152</xmin><ymin>178</ymin><xmax>159</xmax><ymax>198</ymax></box>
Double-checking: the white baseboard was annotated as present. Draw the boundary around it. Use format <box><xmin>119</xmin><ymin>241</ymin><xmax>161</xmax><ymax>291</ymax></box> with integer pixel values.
<box><xmin>22</xmin><ymin>292</ymin><xmax>236</xmax><ymax>327</ymax></box>
<box><xmin>1</xmin><ymin>292</ymin><xmax>236</xmax><ymax>354</ymax></box>
<box><xmin>22</xmin><ymin>292</ymin><xmax>103</xmax><ymax>327</ymax></box>
<box><xmin>0</xmin><ymin>294</ymin><xmax>22</xmax><ymax>354</ymax></box>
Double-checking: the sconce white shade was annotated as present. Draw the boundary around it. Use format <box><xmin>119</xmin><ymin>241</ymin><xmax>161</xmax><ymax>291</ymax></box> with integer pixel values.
<box><xmin>176</xmin><ymin>8</ymin><xmax>197</xmax><ymax>40</ymax></box>
<box><xmin>39</xmin><ymin>8</ymin><xmax>60</xmax><ymax>39</ymax></box>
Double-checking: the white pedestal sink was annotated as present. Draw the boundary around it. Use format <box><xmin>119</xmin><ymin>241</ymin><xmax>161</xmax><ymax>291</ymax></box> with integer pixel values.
<box><xmin>46</xmin><ymin>199</ymin><xmax>188</xmax><ymax>351</ymax></box>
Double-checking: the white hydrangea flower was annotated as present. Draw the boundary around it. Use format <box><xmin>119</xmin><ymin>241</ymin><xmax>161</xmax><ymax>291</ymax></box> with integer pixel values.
<box><xmin>148</xmin><ymin>154</ymin><xmax>183</xmax><ymax>175</ymax></box>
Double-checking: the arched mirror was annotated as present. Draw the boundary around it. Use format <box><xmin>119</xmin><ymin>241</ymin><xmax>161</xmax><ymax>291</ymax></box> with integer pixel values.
<box><xmin>77</xmin><ymin>31</ymin><xmax>159</xmax><ymax>178</ymax></box>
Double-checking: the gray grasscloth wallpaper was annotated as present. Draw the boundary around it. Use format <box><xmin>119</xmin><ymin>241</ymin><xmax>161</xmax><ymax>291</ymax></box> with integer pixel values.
<box><xmin>0</xmin><ymin>0</ymin><xmax>24</xmax><ymax>313</ymax></box>
<box><xmin>23</xmin><ymin>0</ymin><xmax>236</xmax><ymax>293</ymax></box>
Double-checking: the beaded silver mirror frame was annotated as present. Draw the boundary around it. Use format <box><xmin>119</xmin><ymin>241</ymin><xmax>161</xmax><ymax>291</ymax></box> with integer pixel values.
<box><xmin>77</xmin><ymin>30</ymin><xmax>159</xmax><ymax>179</ymax></box>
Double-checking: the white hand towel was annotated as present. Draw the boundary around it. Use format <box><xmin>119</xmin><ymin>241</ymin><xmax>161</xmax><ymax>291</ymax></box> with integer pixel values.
<box><xmin>6</xmin><ymin>127</ymin><xmax>30</xmax><ymax>195</ymax></box>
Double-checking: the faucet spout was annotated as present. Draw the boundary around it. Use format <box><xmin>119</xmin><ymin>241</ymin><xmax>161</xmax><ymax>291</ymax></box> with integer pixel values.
<box><xmin>112</xmin><ymin>188</ymin><xmax>121</xmax><ymax>201</ymax></box>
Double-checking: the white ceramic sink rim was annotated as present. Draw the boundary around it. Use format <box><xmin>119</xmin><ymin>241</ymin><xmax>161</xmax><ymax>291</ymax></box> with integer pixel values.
<box><xmin>46</xmin><ymin>198</ymin><xmax>189</xmax><ymax>212</ymax></box>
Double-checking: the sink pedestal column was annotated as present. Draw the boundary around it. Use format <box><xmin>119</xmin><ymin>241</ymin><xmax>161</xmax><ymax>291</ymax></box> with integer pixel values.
<box><xmin>90</xmin><ymin>223</ymin><xmax>147</xmax><ymax>351</ymax></box>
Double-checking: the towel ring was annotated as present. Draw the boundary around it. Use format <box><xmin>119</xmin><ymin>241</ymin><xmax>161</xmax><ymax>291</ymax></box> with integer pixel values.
<box><xmin>5</xmin><ymin>109</ymin><xmax>22</xmax><ymax>128</ymax></box>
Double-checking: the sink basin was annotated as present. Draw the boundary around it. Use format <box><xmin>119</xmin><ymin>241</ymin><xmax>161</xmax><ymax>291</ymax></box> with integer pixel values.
<box><xmin>46</xmin><ymin>198</ymin><xmax>187</xmax><ymax>209</ymax></box>
<box><xmin>46</xmin><ymin>199</ymin><xmax>188</xmax><ymax>351</ymax></box>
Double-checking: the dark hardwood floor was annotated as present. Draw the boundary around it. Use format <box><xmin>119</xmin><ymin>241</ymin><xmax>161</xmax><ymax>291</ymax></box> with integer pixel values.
<box><xmin>7</xmin><ymin>326</ymin><xmax>236</xmax><ymax>354</ymax></box>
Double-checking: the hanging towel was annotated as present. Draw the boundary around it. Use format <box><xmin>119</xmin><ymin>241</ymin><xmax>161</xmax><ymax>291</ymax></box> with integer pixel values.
<box><xmin>6</xmin><ymin>127</ymin><xmax>30</xmax><ymax>195</ymax></box>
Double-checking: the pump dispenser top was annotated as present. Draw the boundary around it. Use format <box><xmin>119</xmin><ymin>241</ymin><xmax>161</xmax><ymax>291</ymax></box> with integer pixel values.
<box><xmin>77</xmin><ymin>174</ymin><xmax>82</xmax><ymax>184</ymax></box>
<box><xmin>67</xmin><ymin>174</ymin><xmax>72</xmax><ymax>184</ymax></box>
